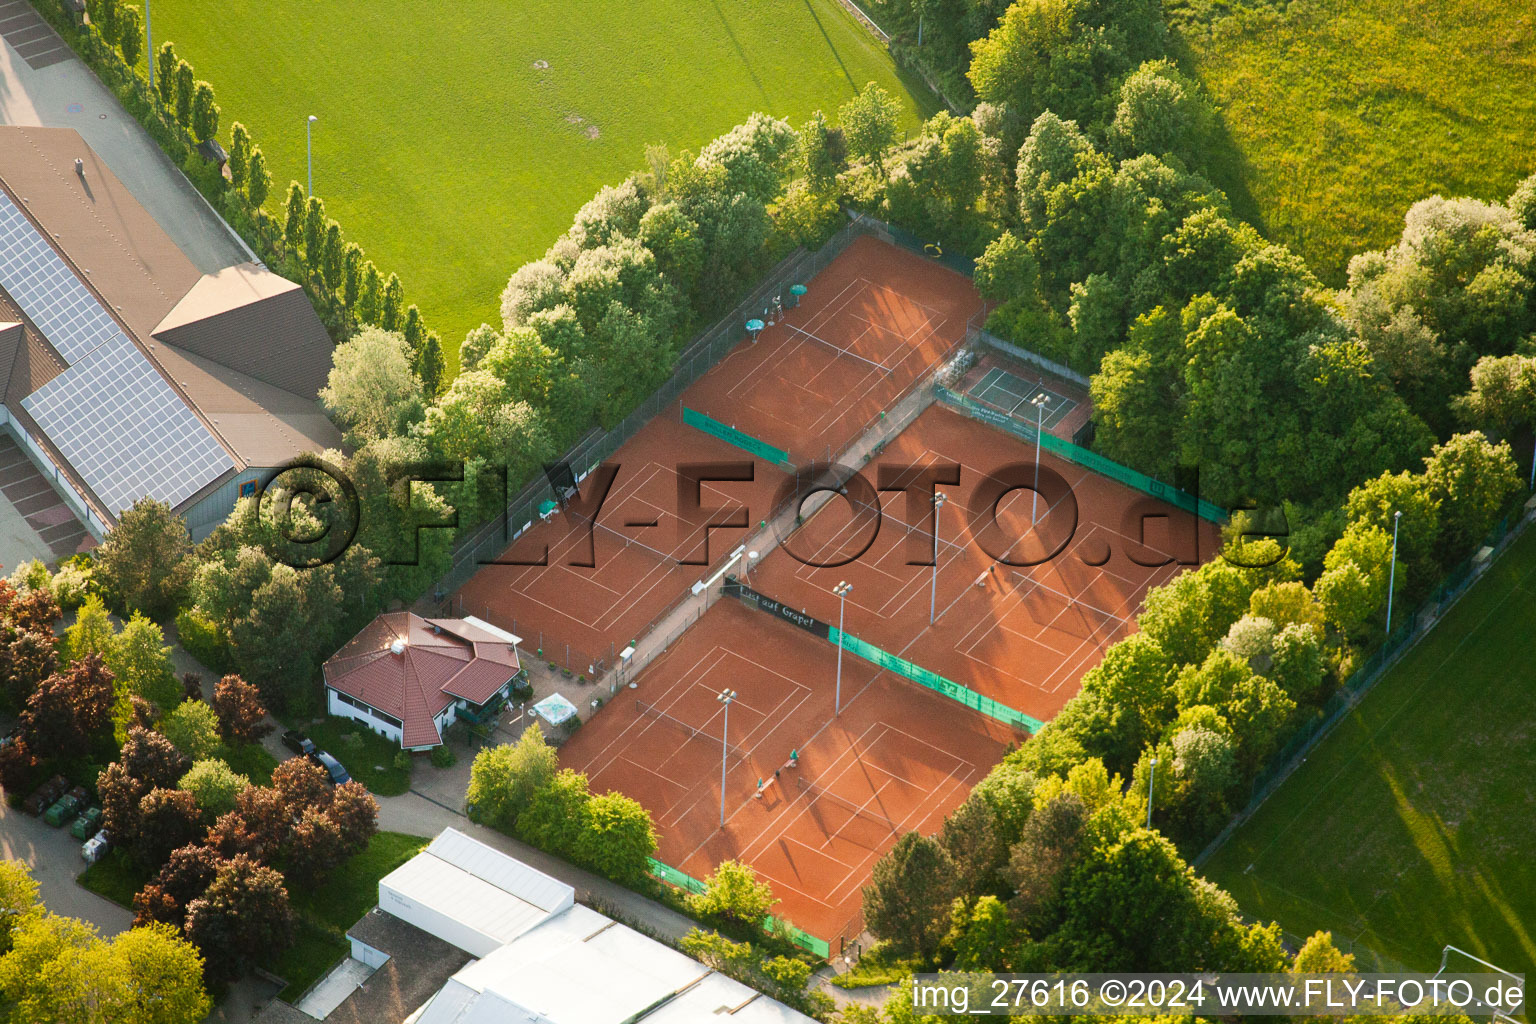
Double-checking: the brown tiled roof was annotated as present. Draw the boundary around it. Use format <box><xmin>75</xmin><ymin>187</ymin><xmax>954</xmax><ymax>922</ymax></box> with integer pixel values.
<box><xmin>0</xmin><ymin>126</ymin><xmax>200</xmax><ymax>338</ymax></box>
<box><xmin>323</xmin><ymin>613</ymin><xmax>521</xmax><ymax>748</ymax></box>
<box><xmin>0</xmin><ymin>126</ymin><xmax>340</xmax><ymax>521</ymax></box>
<box><xmin>152</xmin><ymin>264</ymin><xmax>335</xmax><ymax>399</ymax></box>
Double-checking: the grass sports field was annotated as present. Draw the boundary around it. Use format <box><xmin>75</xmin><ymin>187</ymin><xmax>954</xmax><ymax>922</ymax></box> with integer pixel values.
<box><xmin>1180</xmin><ymin>0</ymin><xmax>1536</xmax><ymax>284</ymax></box>
<box><xmin>1205</xmin><ymin>522</ymin><xmax>1536</xmax><ymax>973</ymax></box>
<box><xmin>138</xmin><ymin>0</ymin><xmax>936</xmax><ymax>368</ymax></box>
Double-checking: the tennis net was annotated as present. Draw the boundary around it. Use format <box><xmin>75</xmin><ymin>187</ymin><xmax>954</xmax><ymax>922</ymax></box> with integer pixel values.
<box><xmin>636</xmin><ymin>700</ymin><xmax>748</xmax><ymax>760</ymax></box>
<box><xmin>784</xmin><ymin>323</ymin><xmax>895</xmax><ymax>375</ymax></box>
<box><xmin>795</xmin><ymin>775</ymin><xmax>899</xmax><ymax>832</ymax></box>
<box><xmin>558</xmin><ymin>507</ymin><xmax>678</xmax><ymax>566</ymax></box>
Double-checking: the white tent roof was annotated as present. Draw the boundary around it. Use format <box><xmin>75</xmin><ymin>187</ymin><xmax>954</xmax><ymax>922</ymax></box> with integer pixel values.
<box><xmin>377</xmin><ymin>829</ymin><xmax>573</xmax><ymax>954</ymax></box>
<box><xmin>532</xmin><ymin>692</ymin><xmax>578</xmax><ymax>725</ymax></box>
<box><xmin>414</xmin><ymin>902</ymin><xmax>817</xmax><ymax>1024</ymax></box>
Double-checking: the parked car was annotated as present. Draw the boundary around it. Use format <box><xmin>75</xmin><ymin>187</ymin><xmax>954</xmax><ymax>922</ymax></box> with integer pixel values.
<box><xmin>70</xmin><ymin>806</ymin><xmax>102</xmax><ymax>840</ymax></box>
<box><xmin>43</xmin><ymin>793</ymin><xmax>82</xmax><ymax>827</ymax></box>
<box><xmin>22</xmin><ymin>775</ymin><xmax>68</xmax><ymax>816</ymax></box>
<box><xmin>312</xmin><ymin>750</ymin><xmax>351</xmax><ymax>785</ymax></box>
<box><xmin>282</xmin><ymin>729</ymin><xmax>316</xmax><ymax>757</ymax></box>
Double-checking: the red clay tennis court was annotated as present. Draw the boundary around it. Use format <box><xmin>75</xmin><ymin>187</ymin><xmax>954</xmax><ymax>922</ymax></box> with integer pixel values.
<box><xmin>453</xmin><ymin>413</ymin><xmax>787</xmax><ymax>671</ymax></box>
<box><xmin>560</xmin><ymin>597</ymin><xmax>1015</xmax><ymax>944</ymax></box>
<box><xmin>745</xmin><ymin>404</ymin><xmax>1223</xmax><ymax>723</ymax></box>
<box><xmin>685</xmin><ymin>235</ymin><xmax>981</xmax><ymax>464</ymax></box>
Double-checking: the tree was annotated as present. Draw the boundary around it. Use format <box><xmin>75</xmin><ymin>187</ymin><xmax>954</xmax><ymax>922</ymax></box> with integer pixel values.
<box><xmin>134</xmin><ymin>788</ymin><xmax>203</xmax><ymax>869</ymax></box>
<box><xmin>679</xmin><ymin>930</ymin><xmax>832</xmax><ymax>1018</ymax></box>
<box><xmin>838</xmin><ymin>82</ymin><xmax>900</xmax><ymax>171</ymax></box>
<box><xmin>341</xmin><ymin>242</ymin><xmax>364</xmax><ymax>313</ymax></box>
<box><xmin>286</xmin><ymin>807</ymin><xmax>347</xmax><ymax>886</ymax></box>
<box><xmin>178</xmin><ymin>759</ymin><xmax>249</xmax><ymax>818</ymax></box>
<box><xmin>685</xmin><ymin>860</ymin><xmax>777</xmax><ymax>925</ymax></box>
<box><xmin>321</xmin><ymin>220</ymin><xmax>345</xmax><ymax>291</ymax></box>
<box><xmin>952</xmin><ymin>894</ymin><xmax>1015</xmax><ymax>971</ymax></box>
<box><xmin>63</xmin><ymin>592</ymin><xmax>115</xmax><ymax>665</ymax></box>
<box><xmin>796</xmin><ymin>109</ymin><xmax>845</xmax><ymax>193</ymax></box>
<box><xmin>1108</xmin><ymin>60</ymin><xmax>1207</xmax><ymax>160</ymax></box>
<box><xmin>120</xmin><ymin>725</ymin><xmax>192</xmax><ymax>788</ymax></box>
<box><xmin>415</xmin><ymin>332</ymin><xmax>445</xmax><ymax>397</ymax></box>
<box><xmin>381</xmin><ymin>273</ymin><xmax>405</xmax><ymax>330</ymax></box>
<box><xmin>190</xmin><ymin>81</ymin><xmax>218</xmax><ymax>143</ymax></box>
<box><xmin>107</xmin><ymin>613</ymin><xmax>180</xmax><ymax>713</ymax></box>
<box><xmin>246</xmin><ymin>146</ymin><xmax>271</xmax><ymax>208</ymax></box>
<box><xmin>320</xmin><ymin>326</ymin><xmax>423</xmax><ymax>446</ymax></box>
<box><xmin>232</xmin><ymin>563</ymin><xmax>339</xmax><ymax>709</ymax></box>
<box><xmin>1003</xmin><ymin>791</ymin><xmax>1088</xmax><ymax>929</ymax></box>
<box><xmin>109</xmin><ymin>921</ymin><xmax>211</xmax><ymax>1024</ymax></box>
<box><xmin>575</xmin><ymin>791</ymin><xmax>656</xmax><ymax>884</ymax></box>
<box><xmin>0</xmin><ymin>912</ymin><xmax>121</xmax><ymax>1022</ymax></box>
<box><xmin>1422</xmin><ymin>432</ymin><xmax>1520</xmax><ymax>564</ymax></box>
<box><xmin>283</xmin><ymin>182</ymin><xmax>305</xmax><ymax>253</ymax></box>
<box><xmin>135</xmin><ymin>844</ymin><xmax>223</xmax><ymax>928</ymax></box>
<box><xmin>862</xmin><ymin>831</ymin><xmax>957</xmax><ymax>959</ymax></box>
<box><xmin>94</xmin><ymin>498</ymin><xmax>191</xmax><ymax>621</ymax></box>
<box><xmin>21</xmin><ymin>655</ymin><xmax>115</xmax><ymax>759</ymax></box>
<box><xmin>271</xmin><ymin>756</ymin><xmax>332</xmax><ymax>814</ymax></box>
<box><xmin>160</xmin><ymin>700</ymin><xmax>219</xmax><ymax>760</ymax></box>
<box><xmin>329</xmin><ymin>781</ymin><xmax>378</xmax><ymax>855</ymax></box>
<box><xmin>0</xmin><ymin>861</ymin><xmax>40</xmax><ymax>954</ymax></box>
<box><xmin>1</xmin><ymin>629</ymin><xmax>56</xmax><ymax>712</ymax></box>
<box><xmin>467</xmin><ymin>724</ymin><xmax>558</xmax><ymax>827</ymax></box>
<box><xmin>968</xmin><ymin>0</ymin><xmax>1167</xmax><ymax>129</ymax></box>
<box><xmin>154</xmin><ymin>42</ymin><xmax>176</xmax><ymax>106</ymax></box>
<box><xmin>1293</xmin><ymin>931</ymin><xmax>1355</xmax><ymax>973</ymax></box>
<box><xmin>939</xmin><ymin>791</ymin><xmax>1005</xmax><ymax>896</ymax></box>
<box><xmin>227</xmin><ymin>122</ymin><xmax>251</xmax><ymax>189</ymax></box>
<box><xmin>401</xmin><ymin>303</ymin><xmax>425</xmax><ymax>352</ymax></box>
<box><xmin>210</xmin><ymin>675</ymin><xmax>270</xmax><ymax>745</ymax></box>
<box><xmin>116</xmin><ymin>5</ymin><xmax>142</xmax><ymax>68</ymax></box>
<box><xmin>516</xmin><ymin>768</ymin><xmax>591</xmax><ymax>858</ymax></box>
<box><xmin>183</xmin><ymin>855</ymin><xmax>293</xmax><ymax>980</ymax></box>
<box><xmin>357</xmin><ymin>261</ymin><xmax>383</xmax><ymax>324</ymax></box>
<box><xmin>303</xmin><ymin>195</ymin><xmax>326</xmax><ymax>266</ymax></box>
<box><xmin>173</xmin><ymin>59</ymin><xmax>194</xmax><ymax>129</ymax></box>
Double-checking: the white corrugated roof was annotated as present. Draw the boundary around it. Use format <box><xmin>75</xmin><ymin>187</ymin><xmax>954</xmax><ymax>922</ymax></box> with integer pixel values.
<box><xmin>426</xmin><ymin>829</ymin><xmax>573</xmax><ymax>913</ymax></box>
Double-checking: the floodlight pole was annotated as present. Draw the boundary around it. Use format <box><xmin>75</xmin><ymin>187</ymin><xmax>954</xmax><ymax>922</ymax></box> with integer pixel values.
<box><xmin>717</xmin><ymin>688</ymin><xmax>735</xmax><ymax>828</ymax></box>
<box><xmin>1147</xmin><ymin>757</ymin><xmax>1159</xmax><ymax>828</ymax></box>
<box><xmin>144</xmin><ymin>0</ymin><xmax>153</xmax><ymax>88</ymax></box>
<box><xmin>1032</xmin><ymin>392</ymin><xmax>1049</xmax><ymax>526</ymax></box>
<box><xmin>1386</xmin><ymin>510</ymin><xmax>1402</xmax><ymax>636</ymax></box>
<box><xmin>930</xmin><ymin>492</ymin><xmax>947</xmax><ymax>624</ymax></box>
<box><xmin>306</xmin><ymin>115</ymin><xmax>318</xmax><ymax>195</ymax></box>
<box><xmin>1530</xmin><ymin>435</ymin><xmax>1535</xmax><ymax>490</ymax></box>
<box><xmin>833</xmin><ymin>582</ymin><xmax>851</xmax><ymax>715</ymax></box>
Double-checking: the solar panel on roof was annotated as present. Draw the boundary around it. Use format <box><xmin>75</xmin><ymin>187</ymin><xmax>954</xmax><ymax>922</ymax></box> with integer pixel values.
<box><xmin>0</xmin><ymin>189</ymin><xmax>128</xmax><ymax>365</ymax></box>
<box><xmin>22</xmin><ymin>335</ymin><xmax>234</xmax><ymax>514</ymax></box>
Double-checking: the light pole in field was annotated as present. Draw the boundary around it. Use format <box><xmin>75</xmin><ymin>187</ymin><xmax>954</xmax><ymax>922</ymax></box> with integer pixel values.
<box><xmin>832</xmin><ymin>581</ymin><xmax>851</xmax><ymax>715</ymax></box>
<box><xmin>306</xmin><ymin>114</ymin><xmax>318</xmax><ymax>195</ymax></box>
<box><xmin>1147</xmin><ymin>757</ymin><xmax>1159</xmax><ymax>828</ymax></box>
<box><xmin>1031</xmin><ymin>392</ymin><xmax>1049</xmax><ymax>526</ymax></box>
<box><xmin>144</xmin><ymin>0</ymin><xmax>153</xmax><ymax>89</ymax></box>
<box><xmin>717</xmin><ymin>688</ymin><xmax>736</xmax><ymax>828</ymax></box>
<box><xmin>1386</xmin><ymin>509</ymin><xmax>1402</xmax><ymax>636</ymax></box>
<box><xmin>930</xmin><ymin>491</ymin><xmax>947</xmax><ymax>624</ymax></box>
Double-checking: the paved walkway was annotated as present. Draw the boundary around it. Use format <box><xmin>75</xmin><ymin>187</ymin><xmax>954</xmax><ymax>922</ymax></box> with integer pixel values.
<box><xmin>0</xmin><ymin>432</ymin><xmax>90</xmax><ymax>562</ymax></box>
<box><xmin>0</xmin><ymin>22</ymin><xmax>249</xmax><ymax>272</ymax></box>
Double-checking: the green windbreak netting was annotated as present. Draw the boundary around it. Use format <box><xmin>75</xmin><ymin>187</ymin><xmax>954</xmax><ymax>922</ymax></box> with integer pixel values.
<box><xmin>829</xmin><ymin>628</ymin><xmax>1043</xmax><ymax>733</ymax></box>
<box><xmin>647</xmin><ymin>858</ymin><xmax>832</xmax><ymax>957</ymax></box>
<box><xmin>682</xmin><ymin>407</ymin><xmax>793</xmax><ymax>469</ymax></box>
<box><xmin>935</xmin><ymin>387</ymin><xmax>1227</xmax><ymax>523</ymax></box>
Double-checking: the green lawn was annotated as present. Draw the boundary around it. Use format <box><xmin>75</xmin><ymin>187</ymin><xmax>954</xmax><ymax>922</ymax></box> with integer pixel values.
<box><xmin>295</xmin><ymin>715</ymin><xmax>412</xmax><ymax>795</ymax></box>
<box><xmin>267</xmin><ymin>830</ymin><xmax>428</xmax><ymax>1001</ymax></box>
<box><xmin>138</xmin><ymin>0</ymin><xmax>937</xmax><ymax>367</ymax></box>
<box><xmin>1205</xmin><ymin>523</ymin><xmax>1536</xmax><ymax>974</ymax></box>
<box><xmin>79</xmin><ymin>849</ymin><xmax>151</xmax><ymax>909</ymax></box>
<box><xmin>220</xmin><ymin>740</ymin><xmax>278</xmax><ymax>787</ymax></box>
<box><xmin>1179</xmin><ymin>0</ymin><xmax>1536</xmax><ymax>284</ymax></box>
